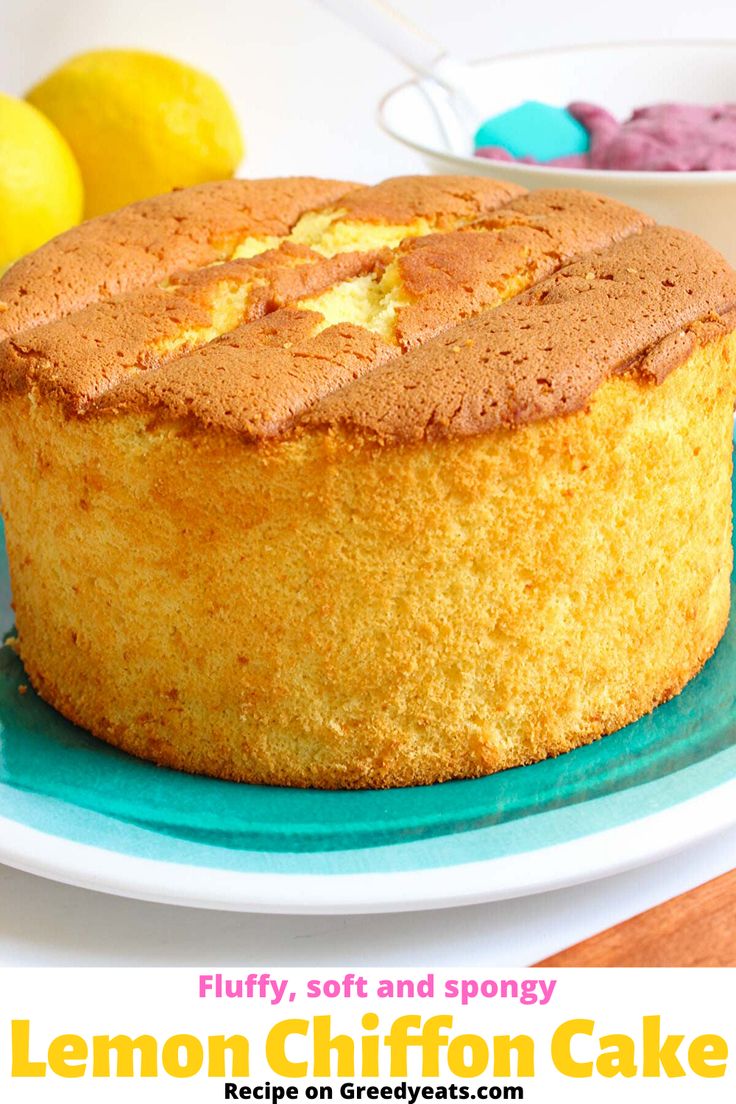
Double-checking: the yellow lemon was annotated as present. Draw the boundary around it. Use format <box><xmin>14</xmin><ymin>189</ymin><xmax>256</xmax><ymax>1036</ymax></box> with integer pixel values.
<box><xmin>0</xmin><ymin>93</ymin><xmax>83</xmax><ymax>269</ymax></box>
<box><xmin>27</xmin><ymin>49</ymin><xmax>244</xmax><ymax>218</ymax></box>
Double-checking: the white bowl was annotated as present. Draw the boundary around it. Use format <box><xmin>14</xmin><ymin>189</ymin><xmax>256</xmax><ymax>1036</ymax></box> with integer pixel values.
<box><xmin>379</xmin><ymin>40</ymin><xmax>736</xmax><ymax>263</ymax></box>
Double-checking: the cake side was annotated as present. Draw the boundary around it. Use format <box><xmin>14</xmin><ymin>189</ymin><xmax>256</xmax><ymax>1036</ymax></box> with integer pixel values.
<box><xmin>0</xmin><ymin>327</ymin><xmax>733</xmax><ymax>787</ymax></box>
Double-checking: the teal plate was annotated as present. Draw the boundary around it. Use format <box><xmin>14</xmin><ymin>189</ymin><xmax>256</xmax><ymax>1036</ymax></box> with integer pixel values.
<box><xmin>1</xmin><ymin>626</ymin><xmax>736</xmax><ymax>855</ymax></box>
<box><xmin>1</xmin><ymin>474</ymin><xmax>736</xmax><ymax>906</ymax></box>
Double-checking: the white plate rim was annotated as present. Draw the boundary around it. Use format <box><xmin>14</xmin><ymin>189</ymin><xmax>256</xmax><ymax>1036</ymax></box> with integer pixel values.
<box><xmin>2</xmin><ymin>778</ymin><xmax>735</xmax><ymax>914</ymax></box>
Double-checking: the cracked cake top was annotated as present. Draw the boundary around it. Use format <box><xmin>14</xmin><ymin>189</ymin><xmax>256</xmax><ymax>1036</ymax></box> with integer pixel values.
<box><xmin>1</xmin><ymin>174</ymin><xmax>735</xmax><ymax>443</ymax></box>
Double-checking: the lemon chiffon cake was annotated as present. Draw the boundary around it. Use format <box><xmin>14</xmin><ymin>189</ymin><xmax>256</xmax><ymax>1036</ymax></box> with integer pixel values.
<box><xmin>0</xmin><ymin>174</ymin><xmax>735</xmax><ymax>789</ymax></box>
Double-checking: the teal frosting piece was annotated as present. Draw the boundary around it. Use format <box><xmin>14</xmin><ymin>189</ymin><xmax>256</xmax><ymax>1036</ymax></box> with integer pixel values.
<box><xmin>474</xmin><ymin>100</ymin><xmax>590</xmax><ymax>161</ymax></box>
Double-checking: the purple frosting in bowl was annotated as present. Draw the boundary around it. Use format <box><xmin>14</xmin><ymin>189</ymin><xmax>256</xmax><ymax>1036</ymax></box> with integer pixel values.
<box><xmin>476</xmin><ymin>102</ymin><xmax>736</xmax><ymax>171</ymax></box>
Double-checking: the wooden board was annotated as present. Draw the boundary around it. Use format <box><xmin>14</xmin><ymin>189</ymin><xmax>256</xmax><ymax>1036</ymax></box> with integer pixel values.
<box><xmin>536</xmin><ymin>869</ymin><xmax>736</xmax><ymax>966</ymax></box>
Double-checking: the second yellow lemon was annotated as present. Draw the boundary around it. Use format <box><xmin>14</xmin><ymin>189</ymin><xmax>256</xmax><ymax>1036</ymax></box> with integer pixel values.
<box><xmin>0</xmin><ymin>93</ymin><xmax>83</xmax><ymax>269</ymax></box>
<box><xmin>27</xmin><ymin>49</ymin><xmax>244</xmax><ymax>218</ymax></box>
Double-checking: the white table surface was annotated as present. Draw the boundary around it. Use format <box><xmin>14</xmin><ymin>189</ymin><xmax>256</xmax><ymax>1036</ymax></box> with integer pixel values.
<box><xmin>1</xmin><ymin>0</ymin><xmax>735</xmax><ymax>966</ymax></box>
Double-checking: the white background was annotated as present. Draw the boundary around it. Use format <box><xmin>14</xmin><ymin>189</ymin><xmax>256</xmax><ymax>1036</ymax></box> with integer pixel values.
<box><xmin>0</xmin><ymin>0</ymin><xmax>735</xmax><ymax>965</ymax></box>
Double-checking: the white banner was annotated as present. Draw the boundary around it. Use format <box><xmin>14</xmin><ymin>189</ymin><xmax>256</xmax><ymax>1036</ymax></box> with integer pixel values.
<box><xmin>0</xmin><ymin>968</ymin><xmax>733</xmax><ymax>1102</ymax></box>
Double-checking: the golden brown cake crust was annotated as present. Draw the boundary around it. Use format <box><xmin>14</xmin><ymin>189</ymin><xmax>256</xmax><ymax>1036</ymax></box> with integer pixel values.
<box><xmin>310</xmin><ymin>228</ymin><xmax>736</xmax><ymax>442</ymax></box>
<box><xmin>0</xmin><ymin>177</ymin><xmax>735</xmax><ymax>441</ymax></box>
<box><xmin>7</xmin><ymin>175</ymin><xmax>734</xmax><ymax>443</ymax></box>
<box><xmin>0</xmin><ymin>177</ymin><xmax>364</xmax><ymax>338</ymax></box>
